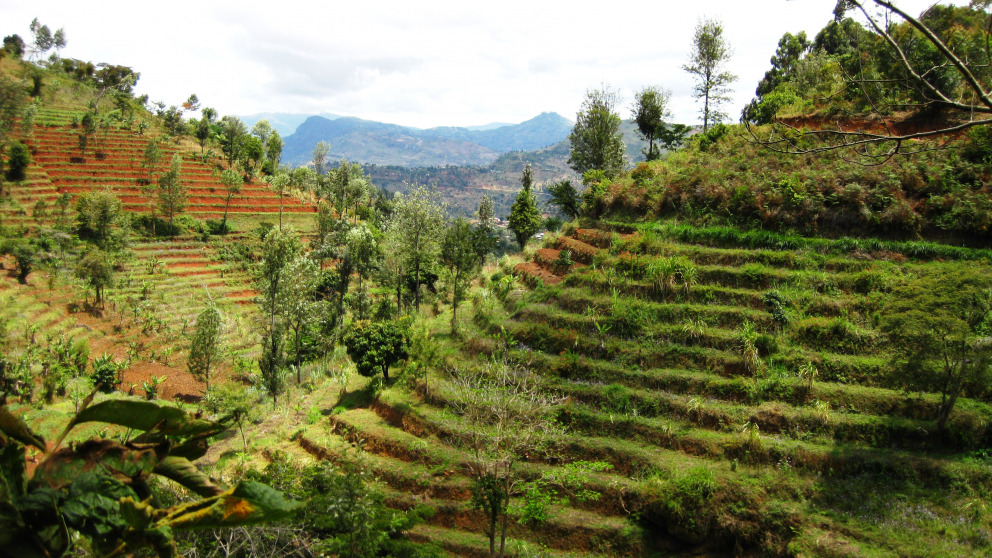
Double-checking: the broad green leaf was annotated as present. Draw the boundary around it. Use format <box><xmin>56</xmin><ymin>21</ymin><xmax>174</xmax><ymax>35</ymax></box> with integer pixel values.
<box><xmin>0</xmin><ymin>443</ymin><xmax>26</xmax><ymax>501</ymax></box>
<box><xmin>32</xmin><ymin>439</ymin><xmax>161</xmax><ymax>490</ymax></box>
<box><xmin>0</xmin><ymin>406</ymin><xmax>46</xmax><ymax>451</ymax></box>
<box><xmin>160</xmin><ymin>481</ymin><xmax>302</xmax><ymax>530</ymax></box>
<box><xmin>154</xmin><ymin>456</ymin><xmax>224</xmax><ymax>497</ymax></box>
<box><xmin>74</xmin><ymin>400</ymin><xmax>223</xmax><ymax>439</ymax></box>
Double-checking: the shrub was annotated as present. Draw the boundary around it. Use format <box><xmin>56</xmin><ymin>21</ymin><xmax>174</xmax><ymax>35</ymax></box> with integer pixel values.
<box><xmin>90</xmin><ymin>353</ymin><xmax>122</xmax><ymax>393</ymax></box>
<box><xmin>6</xmin><ymin>141</ymin><xmax>30</xmax><ymax>181</ymax></box>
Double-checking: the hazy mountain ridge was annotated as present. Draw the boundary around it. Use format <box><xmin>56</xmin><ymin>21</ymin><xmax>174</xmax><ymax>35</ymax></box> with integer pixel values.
<box><xmin>281</xmin><ymin>112</ymin><xmax>573</xmax><ymax>168</ymax></box>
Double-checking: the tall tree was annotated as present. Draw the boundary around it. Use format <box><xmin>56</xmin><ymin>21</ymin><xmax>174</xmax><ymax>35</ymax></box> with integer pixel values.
<box><xmin>265</xmin><ymin>130</ymin><xmax>283</xmax><ymax>175</ymax></box>
<box><xmin>391</xmin><ymin>185</ymin><xmax>445</xmax><ymax>311</ymax></box>
<box><xmin>279</xmin><ymin>255</ymin><xmax>319</xmax><ymax>380</ymax></box>
<box><xmin>683</xmin><ymin>18</ymin><xmax>738</xmax><ymax>132</ymax></box>
<box><xmin>508</xmin><ymin>165</ymin><xmax>541</xmax><ymax>250</ymax></box>
<box><xmin>257</xmin><ymin>227</ymin><xmax>302</xmax><ymax>405</ymax></box>
<box><xmin>568</xmin><ymin>86</ymin><xmax>626</xmax><ymax>179</ymax></box>
<box><xmin>194</xmin><ymin>107</ymin><xmax>217</xmax><ymax>155</ymax></box>
<box><xmin>546</xmin><ymin>180</ymin><xmax>581</xmax><ymax>221</ymax></box>
<box><xmin>158</xmin><ymin>154</ymin><xmax>187</xmax><ymax>231</ymax></box>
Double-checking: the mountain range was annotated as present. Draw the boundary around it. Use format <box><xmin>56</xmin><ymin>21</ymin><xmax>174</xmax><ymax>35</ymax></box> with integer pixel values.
<box><xmin>277</xmin><ymin>112</ymin><xmax>574</xmax><ymax>168</ymax></box>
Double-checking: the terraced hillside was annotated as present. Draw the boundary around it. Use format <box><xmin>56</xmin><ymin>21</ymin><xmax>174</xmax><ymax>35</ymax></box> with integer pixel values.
<box><xmin>280</xmin><ymin>222</ymin><xmax>992</xmax><ymax>556</ymax></box>
<box><xmin>2</xmin><ymin>107</ymin><xmax>315</xmax><ymax>228</ymax></box>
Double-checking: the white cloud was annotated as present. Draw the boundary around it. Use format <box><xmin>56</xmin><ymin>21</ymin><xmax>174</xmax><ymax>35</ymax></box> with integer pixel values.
<box><xmin>1</xmin><ymin>0</ymin><xmax>967</xmax><ymax>129</ymax></box>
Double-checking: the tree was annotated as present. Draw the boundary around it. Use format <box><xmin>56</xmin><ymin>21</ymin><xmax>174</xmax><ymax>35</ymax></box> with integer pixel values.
<box><xmin>75</xmin><ymin>249</ymin><xmax>114</xmax><ymax>305</ymax></box>
<box><xmin>546</xmin><ymin>179</ymin><xmax>581</xmax><ymax>221</ymax></box>
<box><xmin>683</xmin><ymin>18</ymin><xmax>737</xmax><ymax>132</ymax></box>
<box><xmin>4</xmin><ymin>240</ymin><xmax>36</xmax><ymax>284</ymax></box>
<box><xmin>632</xmin><ymin>86</ymin><xmax>674</xmax><ymax>161</ymax></box>
<box><xmin>390</xmin><ymin>185</ymin><xmax>446</xmax><ymax>311</ymax></box>
<box><xmin>220</xmin><ymin>168</ymin><xmax>243</xmax><ymax>233</ymax></box>
<box><xmin>345</xmin><ymin>223</ymin><xmax>380</xmax><ymax>293</ymax></box>
<box><xmin>6</xmin><ymin>140</ymin><xmax>29</xmax><ymax>181</ymax></box>
<box><xmin>279</xmin><ymin>255</ymin><xmax>319</xmax><ymax>380</ymax></box>
<box><xmin>265</xmin><ymin>130</ymin><xmax>283</xmax><ymax>175</ymax></box>
<box><xmin>2</xmin><ymin>35</ymin><xmax>24</xmax><ymax>58</ymax></box>
<box><xmin>880</xmin><ymin>266</ymin><xmax>992</xmax><ymax>435</ymax></box>
<box><xmin>194</xmin><ymin>107</ymin><xmax>216</xmax><ymax>155</ymax></box>
<box><xmin>508</xmin><ymin>165</ymin><xmax>541</xmax><ymax>250</ymax></box>
<box><xmin>441</xmin><ymin>218</ymin><xmax>485</xmax><ymax>334</ymax></box>
<box><xmin>568</xmin><ymin>86</ymin><xmax>626</xmax><ymax>179</ymax></box>
<box><xmin>142</xmin><ymin>139</ymin><xmax>161</xmax><ymax>184</ymax></box>
<box><xmin>28</xmin><ymin>18</ymin><xmax>66</xmax><ymax>60</ymax></box>
<box><xmin>747</xmin><ymin>2</ymin><xmax>992</xmax><ymax>160</ymax></box>
<box><xmin>312</xmin><ymin>140</ymin><xmax>330</xmax><ymax>175</ymax></box>
<box><xmin>251</xmin><ymin>119</ymin><xmax>273</xmax><ymax>143</ymax></box>
<box><xmin>75</xmin><ymin>190</ymin><xmax>123</xmax><ymax>250</ymax></box>
<box><xmin>188</xmin><ymin>306</ymin><xmax>222</xmax><ymax>391</ymax></box>
<box><xmin>218</xmin><ymin>116</ymin><xmax>246</xmax><ymax>168</ymax></box>
<box><xmin>444</xmin><ymin>357</ymin><xmax>566</xmax><ymax>557</ymax></box>
<box><xmin>257</xmin><ymin>227</ymin><xmax>301</xmax><ymax>405</ymax></box>
<box><xmin>344</xmin><ymin>321</ymin><xmax>410</xmax><ymax>382</ymax></box>
<box><xmin>158</xmin><ymin>154</ymin><xmax>187</xmax><ymax>230</ymax></box>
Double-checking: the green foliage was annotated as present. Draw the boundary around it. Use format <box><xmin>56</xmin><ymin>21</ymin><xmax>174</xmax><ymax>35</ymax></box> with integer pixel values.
<box><xmin>75</xmin><ymin>248</ymin><xmax>114</xmax><ymax>304</ymax></box>
<box><xmin>0</xmin><ymin>399</ymin><xmax>299</xmax><ymax>557</ymax></box>
<box><xmin>157</xmin><ymin>153</ymin><xmax>187</xmax><ymax>229</ymax></box>
<box><xmin>344</xmin><ymin>320</ymin><xmax>410</xmax><ymax>381</ymax></box>
<box><xmin>546</xmin><ymin>179</ymin><xmax>581</xmax><ymax>220</ymax></box>
<box><xmin>89</xmin><ymin>352</ymin><xmax>122</xmax><ymax>393</ymax></box>
<box><xmin>508</xmin><ymin>165</ymin><xmax>541</xmax><ymax>250</ymax></box>
<box><xmin>188</xmin><ymin>306</ymin><xmax>222</xmax><ymax>390</ymax></box>
<box><xmin>75</xmin><ymin>190</ymin><xmax>126</xmax><ymax>249</ymax></box>
<box><xmin>568</xmin><ymin>85</ymin><xmax>626</xmax><ymax>178</ymax></box>
<box><xmin>880</xmin><ymin>265</ymin><xmax>992</xmax><ymax>433</ymax></box>
<box><xmin>5</xmin><ymin>140</ymin><xmax>29</xmax><ymax>181</ymax></box>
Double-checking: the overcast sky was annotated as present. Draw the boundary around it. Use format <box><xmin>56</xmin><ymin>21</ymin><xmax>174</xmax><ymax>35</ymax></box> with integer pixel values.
<box><xmin>2</xmin><ymin>0</ymin><xmax>962</xmax><ymax>129</ymax></box>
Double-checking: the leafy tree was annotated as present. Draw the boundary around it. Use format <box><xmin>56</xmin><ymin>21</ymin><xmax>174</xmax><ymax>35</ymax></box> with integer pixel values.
<box><xmin>2</xmin><ymin>240</ymin><xmax>36</xmax><ymax>284</ymax></box>
<box><xmin>880</xmin><ymin>266</ymin><xmax>992</xmax><ymax>435</ymax></box>
<box><xmin>683</xmin><ymin>18</ymin><xmax>737</xmax><ymax>131</ymax></box>
<box><xmin>75</xmin><ymin>249</ymin><xmax>114</xmax><ymax>305</ymax></box>
<box><xmin>0</xmin><ymin>400</ymin><xmax>300</xmax><ymax>557</ymax></box>
<box><xmin>28</xmin><ymin>18</ymin><xmax>66</xmax><ymax>60</ymax></box>
<box><xmin>264</xmin><ymin>130</ymin><xmax>283</xmax><ymax>175</ymax></box>
<box><xmin>345</xmin><ymin>223</ymin><xmax>380</xmax><ymax>292</ymax></box>
<box><xmin>158</xmin><ymin>154</ymin><xmax>187</xmax><ymax>230</ymax></box>
<box><xmin>568</xmin><ymin>85</ymin><xmax>626</xmax><ymax>179</ymax></box>
<box><xmin>142</xmin><ymin>139</ymin><xmax>161</xmax><ymax>183</ymax></box>
<box><xmin>390</xmin><ymin>185</ymin><xmax>445</xmax><ymax>311</ymax></box>
<box><xmin>194</xmin><ymin>107</ymin><xmax>216</xmax><ymax>154</ymax></box>
<box><xmin>631</xmin><ymin>86</ymin><xmax>674</xmax><ymax>161</ymax></box>
<box><xmin>279</xmin><ymin>255</ymin><xmax>319</xmax><ymax>378</ymax></box>
<box><xmin>441</xmin><ymin>218</ymin><xmax>485</xmax><ymax>333</ymax></box>
<box><xmin>251</xmin><ymin>119</ymin><xmax>273</xmax><ymax>143</ymax></box>
<box><xmin>5</xmin><ymin>140</ymin><xmax>29</xmax><ymax>181</ymax></box>
<box><xmin>508</xmin><ymin>165</ymin><xmax>541</xmax><ymax>250</ymax></box>
<box><xmin>75</xmin><ymin>190</ymin><xmax>124</xmax><ymax>249</ymax></box>
<box><xmin>344</xmin><ymin>320</ymin><xmax>410</xmax><ymax>382</ymax></box>
<box><xmin>2</xmin><ymin>35</ymin><xmax>24</xmax><ymax>58</ymax></box>
<box><xmin>312</xmin><ymin>140</ymin><xmax>330</xmax><ymax>176</ymax></box>
<box><xmin>219</xmin><ymin>167</ymin><xmax>243</xmax><ymax>233</ymax></box>
<box><xmin>755</xmin><ymin>31</ymin><xmax>811</xmax><ymax>99</ymax></box>
<box><xmin>218</xmin><ymin>115</ymin><xmax>246</xmax><ymax>168</ymax></box>
<box><xmin>546</xmin><ymin>179</ymin><xmax>581</xmax><ymax>220</ymax></box>
<box><xmin>240</xmin><ymin>135</ymin><xmax>264</xmax><ymax>180</ymax></box>
<box><xmin>188</xmin><ymin>306</ymin><xmax>222</xmax><ymax>391</ymax></box>
<box><xmin>257</xmin><ymin>227</ymin><xmax>301</xmax><ymax>405</ymax></box>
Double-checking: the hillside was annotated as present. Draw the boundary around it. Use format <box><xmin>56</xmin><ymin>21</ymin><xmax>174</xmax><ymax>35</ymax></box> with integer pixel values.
<box><xmin>281</xmin><ymin>112</ymin><xmax>574</xmax><ymax>167</ymax></box>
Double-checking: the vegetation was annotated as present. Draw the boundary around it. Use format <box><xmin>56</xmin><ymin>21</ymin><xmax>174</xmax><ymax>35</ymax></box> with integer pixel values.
<box><xmin>683</xmin><ymin>18</ymin><xmax>736</xmax><ymax>131</ymax></box>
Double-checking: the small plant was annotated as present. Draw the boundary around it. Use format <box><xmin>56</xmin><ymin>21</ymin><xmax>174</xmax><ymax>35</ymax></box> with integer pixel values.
<box><xmin>681</xmin><ymin>317</ymin><xmax>707</xmax><ymax>341</ymax></box>
<box><xmin>90</xmin><ymin>352</ymin><xmax>123</xmax><ymax>393</ymax></box>
<box><xmin>799</xmin><ymin>361</ymin><xmax>819</xmax><ymax>395</ymax></box>
<box><xmin>551</xmin><ymin>249</ymin><xmax>574</xmax><ymax>274</ymax></box>
<box><xmin>736</xmin><ymin>320</ymin><xmax>761</xmax><ymax>376</ymax></box>
<box><xmin>740</xmin><ymin>420</ymin><xmax>763</xmax><ymax>451</ymax></box>
<box><xmin>141</xmin><ymin>375</ymin><xmax>166</xmax><ymax>400</ymax></box>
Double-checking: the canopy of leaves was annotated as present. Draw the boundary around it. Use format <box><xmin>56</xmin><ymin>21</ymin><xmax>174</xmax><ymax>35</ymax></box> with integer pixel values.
<box><xmin>344</xmin><ymin>320</ymin><xmax>410</xmax><ymax>381</ymax></box>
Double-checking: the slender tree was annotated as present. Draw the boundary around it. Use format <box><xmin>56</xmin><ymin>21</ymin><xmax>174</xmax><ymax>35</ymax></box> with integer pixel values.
<box><xmin>188</xmin><ymin>306</ymin><xmax>222</xmax><ymax>391</ymax></box>
<box><xmin>441</xmin><ymin>218</ymin><xmax>485</xmax><ymax>333</ymax></box>
<box><xmin>683</xmin><ymin>18</ymin><xmax>738</xmax><ymax>131</ymax></box>
<box><xmin>220</xmin><ymin>168</ymin><xmax>243</xmax><ymax>233</ymax></box>
<box><xmin>157</xmin><ymin>154</ymin><xmax>187</xmax><ymax>231</ymax></box>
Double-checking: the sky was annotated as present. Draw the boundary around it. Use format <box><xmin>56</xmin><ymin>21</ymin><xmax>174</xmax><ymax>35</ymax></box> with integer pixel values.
<box><xmin>2</xmin><ymin>0</ymin><xmax>964</xmax><ymax>130</ymax></box>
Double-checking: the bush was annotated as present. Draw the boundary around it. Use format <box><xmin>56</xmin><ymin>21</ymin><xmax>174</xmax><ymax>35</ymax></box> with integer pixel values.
<box><xmin>90</xmin><ymin>353</ymin><xmax>122</xmax><ymax>393</ymax></box>
<box><xmin>6</xmin><ymin>141</ymin><xmax>30</xmax><ymax>181</ymax></box>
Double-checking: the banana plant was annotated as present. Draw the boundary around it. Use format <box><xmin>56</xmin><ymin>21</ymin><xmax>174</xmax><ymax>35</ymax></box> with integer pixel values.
<box><xmin>0</xmin><ymin>396</ymin><xmax>301</xmax><ymax>557</ymax></box>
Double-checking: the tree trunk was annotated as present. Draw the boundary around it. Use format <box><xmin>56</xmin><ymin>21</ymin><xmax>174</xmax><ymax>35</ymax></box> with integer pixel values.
<box><xmin>498</xmin><ymin>473</ymin><xmax>511</xmax><ymax>557</ymax></box>
<box><xmin>396</xmin><ymin>268</ymin><xmax>403</xmax><ymax>314</ymax></box>
<box><xmin>222</xmin><ymin>193</ymin><xmax>232</xmax><ymax>233</ymax></box>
